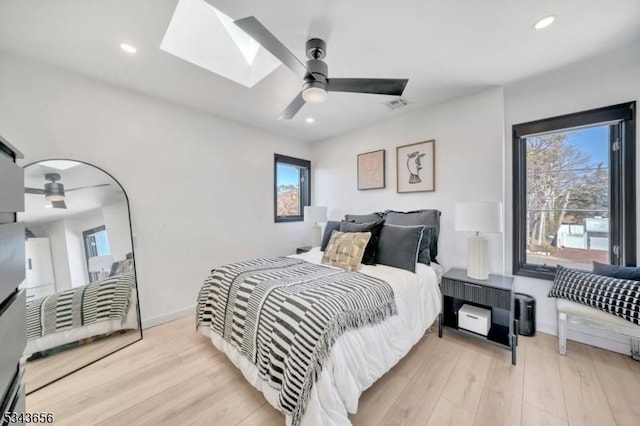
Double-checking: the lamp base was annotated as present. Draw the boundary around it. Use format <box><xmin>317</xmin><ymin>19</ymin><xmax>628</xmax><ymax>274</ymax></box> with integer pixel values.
<box><xmin>467</xmin><ymin>235</ymin><xmax>489</xmax><ymax>280</ymax></box>
<box><xmin>310</xmin><ymin>224</ymin><xmax>322</xmax><ymax>247</ymax></box>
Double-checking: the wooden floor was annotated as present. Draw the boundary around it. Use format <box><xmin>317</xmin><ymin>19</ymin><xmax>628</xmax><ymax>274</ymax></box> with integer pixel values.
<box><xmin>24</xmin><ymin>329</ymin><xmax>141</xmax><ymax>393</ymax></box>
<box><xmin>27</xmin><ymin>315</ymin><xmax>640</xmax><ymax>426</ymax></box>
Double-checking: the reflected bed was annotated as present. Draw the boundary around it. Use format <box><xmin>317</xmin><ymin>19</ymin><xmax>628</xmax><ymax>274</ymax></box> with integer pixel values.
<box><xmin>24</xmin><ymin>273</ymin><xmax>139</xmax><ymax>358</ymax></box>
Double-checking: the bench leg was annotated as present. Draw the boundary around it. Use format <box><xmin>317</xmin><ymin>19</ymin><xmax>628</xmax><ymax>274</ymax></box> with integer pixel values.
<box><xmin>558</xmin><ymin>312</ymin><xmax>567</xmax><ymax>355</ymax></box>
<box><xmin>632</xmin><ymin>338</ymin><xmax>640</xmax><ymax>361</ymax></box>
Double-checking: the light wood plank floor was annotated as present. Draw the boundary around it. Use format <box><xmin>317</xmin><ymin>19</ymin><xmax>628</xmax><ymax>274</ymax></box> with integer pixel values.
<box><xmin>24</xmin><ymin>329</ymin><xmax>141</xmax><ymax>393</ymax></box>
<box><xmin>27</xmin><ymin>315</ymin><xmax>640</xmax><ymax>426</ymax></box>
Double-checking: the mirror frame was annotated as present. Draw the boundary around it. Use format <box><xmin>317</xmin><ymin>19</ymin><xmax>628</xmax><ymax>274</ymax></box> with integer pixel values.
<box><xmin>22</xmin><ymin>158</ymin><xmax>143</xmax><ymax>394</ymax></box>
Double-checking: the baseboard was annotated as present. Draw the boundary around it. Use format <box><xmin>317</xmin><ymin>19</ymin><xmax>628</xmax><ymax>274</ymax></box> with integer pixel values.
<box><xmin>536</xmin><ymin>320</ymin><xmax>557</xmax><ymax>336</ymax></box>
<box><xmin>536</xmin><ymin>320</ymin><xmax>631</xmax><ymax>356</ymax></box>
<box><xmin>142</xmin><ymin>305</ymin><xmax>195</xmax><ymax>329</ymax></box>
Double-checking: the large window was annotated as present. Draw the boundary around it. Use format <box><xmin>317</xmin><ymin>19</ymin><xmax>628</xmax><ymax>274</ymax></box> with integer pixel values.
<box><xmin>274</xmin><ymin>154</ymin><xmax>310</xmax><ymax>222</ymax></box>
<box><xmin>513</xmin><ymin>102</ymin><xmax>636</xmax><ymax>280</ymax></box>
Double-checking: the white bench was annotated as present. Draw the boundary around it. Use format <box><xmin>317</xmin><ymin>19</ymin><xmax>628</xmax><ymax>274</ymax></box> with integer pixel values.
<box><xmin>557</xmin><ymin>299</ymin><xmax>640</xmax><ymax>360</ymax></box>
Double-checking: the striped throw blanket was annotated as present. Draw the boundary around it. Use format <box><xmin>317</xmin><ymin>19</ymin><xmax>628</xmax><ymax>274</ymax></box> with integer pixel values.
<box><xmin>26</xmin><ymin>273</ymin><xmax>135</xmax><ymax>340</ymax></box>
<box><xmin>196</xmin><ymin>257</ymin><xmax>397</xmax><ymax>426</ymax></box>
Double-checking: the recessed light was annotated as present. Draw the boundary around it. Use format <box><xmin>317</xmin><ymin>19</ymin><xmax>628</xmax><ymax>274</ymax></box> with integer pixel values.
<box><xmin>44</xmin><ymin>204</ymin><xmax>53</xmax><ymax>209</ymax></box>
<box><xmin>120</xmin><ymin>43</ymin><xmax>137</xmax><ymax>54</ymax></box>
<box><xmin>534</xmin><ymin>15</ymin><xmax>555</xmax><ymax>30</ymax></box>
<box><xmin>305</xmin><ymin>117</ymin><xmax>315</xmax><ymax>124</ymax></box>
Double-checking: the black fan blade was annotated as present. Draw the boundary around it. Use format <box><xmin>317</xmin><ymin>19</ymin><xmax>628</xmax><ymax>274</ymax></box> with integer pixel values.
<box><xmin>25</xmin><ymin>187</ymin><xmax>46</xmax><ymax>194</ymax></box>
<box><xmin>52</xmin><ymin>200</ymin><xmax>67</xmax><ymax>209</ymax></box>
<box><xmin>327</xmin><ymin>78</ymin><xmax>408</xmax><ymax>96</ymax></box>
<box><xmin>278</xmin><ymin>92</ymin><xmax>306</xmax><ymax>120</ymax></box>
<box><xmin>234</xmin><ymin>16</ymin><xmax>313</xmax><ymax>79</ymax></box>
<box><xmin>66</xmin><ymin>183</ymin><xmax>110</xmax><ymax>192</ymax></box>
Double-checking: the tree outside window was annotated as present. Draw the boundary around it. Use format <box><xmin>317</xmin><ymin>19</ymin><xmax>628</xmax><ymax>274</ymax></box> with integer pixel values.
<box><xmin>274</xmin><ymin>154</ymin><xmax>310</xmax><ymax>222</ymax></box>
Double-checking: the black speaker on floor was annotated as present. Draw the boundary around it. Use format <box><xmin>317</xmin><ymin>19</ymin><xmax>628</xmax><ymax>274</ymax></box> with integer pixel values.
<box><xmin>515</xmin><ymin>293</ymin><xmax>536</xmax><ymax>336</ymax></box>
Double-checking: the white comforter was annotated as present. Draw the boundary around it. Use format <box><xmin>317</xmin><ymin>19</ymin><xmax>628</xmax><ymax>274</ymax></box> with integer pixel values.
<box><xmin>200</xmin><ymin>248</ymin><xmax>442</xmax><ymax>425</ymax></box>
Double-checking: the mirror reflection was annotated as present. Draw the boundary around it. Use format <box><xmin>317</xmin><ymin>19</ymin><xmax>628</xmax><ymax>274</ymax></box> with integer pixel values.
<box><xmin>19</xmin><ymin>160</ymin><xmax>142</xmax><ymax>394</ymax></box>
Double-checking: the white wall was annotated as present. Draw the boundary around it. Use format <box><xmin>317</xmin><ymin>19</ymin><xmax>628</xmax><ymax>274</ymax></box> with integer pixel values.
<box><xmin>312</xmin><ymin>87</ymin><xmax>506</xmax><ymax>273</ymax></box>
<box><xmin>64</xmin><ymin>225</ymin><xmax>85</xmax><ymax>290</ymax></box>
<box><xmin>35</xmin><ymin>210</ymin><xmax>105</xmax><ymax>291</ymax></box>
<box><xmin>41</xmin><ymin>219</ymin><xmax>71</xmax><ymax>292</ymax></box>
<box><xmin>102</xmin><ymin>199</ymin><xmax>132</xmax><ymax>262</ymax></box>
<box><xmin>28</xmin><ymin>200</ymin><xmax>136</xmax><ymax>290</ymax></box>
<box><xmin>0</xmin><ymin>53</ymin><xmax>311</xmax><ymax>327</ymax></box>
<box><xmin>505</xmin><ymin>58</ymin><xmax>640</xmax><ymax>354</ymax></box>
<box><xmin>28</xmin><ymin>209</ymin><xmax>108</xmax><ymax>291</ymax></box>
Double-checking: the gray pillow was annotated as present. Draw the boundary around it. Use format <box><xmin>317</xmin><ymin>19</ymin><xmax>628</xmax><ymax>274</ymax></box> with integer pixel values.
<box><xmin>593</xmin><ymin>261</ymin><xmax>640</xmax><ymax>281</ymax></box>
<box><xmin>320</xmin><ymin>221</ymin><xmax>342</xmax><ymax>251</ymax></box>
<box><xmin>345</xmin><ymin>212</ymin><xmax>384</xmax><ymax>223</ymax></box>
<box><xmin>376</xmin><ymin>224</ymin><xmax>425</xmax><ymax>272</ymax></box>
<box><xmin>339</xmin><ymin>219</ymin><xmax>384</xmax><ymax>265</ymax></box>
<box><xmin>417</xmin><ymin>228</ymin><xmax>433</xmax><ymax>266</ymax></box>
<box><xmin>384</xmin><ymin>210</ymin><xmax>440</xmax><ymax>263</ymax></box>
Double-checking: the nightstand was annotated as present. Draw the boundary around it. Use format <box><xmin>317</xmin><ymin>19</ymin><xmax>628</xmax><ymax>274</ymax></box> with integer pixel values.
<box><xmin>296</xmin><ymin>246</ymin><xmax>312</xmax><ymax>254</ymax></box>
<box><xmin>439</xmin><ymin>268</ymin><xmax>517</xmax><ymax>365</ymax></box>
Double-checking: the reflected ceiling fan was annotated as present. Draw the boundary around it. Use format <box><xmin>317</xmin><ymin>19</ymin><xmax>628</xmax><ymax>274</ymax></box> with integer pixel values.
<box><xmin>24</xmin><ymin>173</ymin><xmax>110</xmax><ymax>209</ymax></box>
<box><xmin>233</xmin><ymin>16</ymin><xmax>409</xmax><ymax>119</ymax></box>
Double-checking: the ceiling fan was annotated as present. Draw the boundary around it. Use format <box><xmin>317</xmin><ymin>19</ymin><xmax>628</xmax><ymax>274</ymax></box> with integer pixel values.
<box><xmin>24</xmin><ymin>173</ymin><xmax>110</xmax><ymax>209</ymax></box>
<box><xmin>233</xmin><ymin>16</ymin><xmax>409</xmax><ymax>119</ymax></box>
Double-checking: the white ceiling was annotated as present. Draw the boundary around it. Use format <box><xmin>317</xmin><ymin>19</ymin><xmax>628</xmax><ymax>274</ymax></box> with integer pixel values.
<box><xmin>0</xmin><ymin>0</ymin><xmax>638</xmax><ymax>143</ymax></box>
<box><xmin>21</xmin><ymin>161</ymin><xmax>125</xmax><ymax>223</ymax></box>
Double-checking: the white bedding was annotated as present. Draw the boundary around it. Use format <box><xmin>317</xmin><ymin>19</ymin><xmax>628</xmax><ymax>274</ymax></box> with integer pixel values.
<box><xmin>200</xmin><ymin>248</ymin><xmax>442</xmax><ymax>425</ymax></box>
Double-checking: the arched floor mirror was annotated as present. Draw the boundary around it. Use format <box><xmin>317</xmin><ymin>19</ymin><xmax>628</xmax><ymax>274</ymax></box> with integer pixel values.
<box><xmin>18</xmin><ymin>159</ymin><xmax>142</xmax><ymax>394</ymax></box>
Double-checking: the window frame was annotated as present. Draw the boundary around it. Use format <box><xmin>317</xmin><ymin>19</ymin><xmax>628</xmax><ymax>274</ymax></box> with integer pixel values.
<box><xmin>274</xmin><ymin>153</ymin><xmax>311</xmax><ymax>223</ymax></box>
<box><xmin>82</xmin><ymin>225</ymin><xmax>110</xmax><ymax>282</ymax></box>
<box><xmin>512</xmin><ymin>102</ymin><xmax>636</xmax><ymax>280</ymax></box>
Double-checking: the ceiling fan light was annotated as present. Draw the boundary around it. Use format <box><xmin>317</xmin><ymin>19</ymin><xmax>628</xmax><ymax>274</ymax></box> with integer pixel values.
<box><xmin>44</xmin><ymin>182</ymin><xmax>65</xmax><ymax>202</ymax></box>
<box><xmin>45</xmin><ymin>194</ymin><xmax>65</xmax><ymax>202</ymax></box>
<box><xmin>302</xmin><ymin>87</ymin><xmax>327</xmax><ymax>104</ymax></box>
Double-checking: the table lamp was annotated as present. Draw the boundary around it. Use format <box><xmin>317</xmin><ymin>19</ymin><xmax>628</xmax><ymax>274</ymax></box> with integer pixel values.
<box><xmin>454</xmin><ymin>202</ymin><xmax>503</xmax><ymax>280</ymax></box>
<box><xmin>88</xmin><ymin>254</ymin><xmax>114</xmax><ymax>280</ymax></box>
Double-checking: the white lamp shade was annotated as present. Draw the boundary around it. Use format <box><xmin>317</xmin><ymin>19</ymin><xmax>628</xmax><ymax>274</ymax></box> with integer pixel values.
<box><xmin>454</xmin><ymin>202</ymin><xmax>503</xmax><ymax>233</ymax></box>
<box><xmin>88</xmin><ymin>254</ymin><xmax>114</xmax><ymax>272</ymax></box>
<box><xmin>304</xmin><ymin>206</ymin><xmax>328</xmax><ymax>223</ymax></box>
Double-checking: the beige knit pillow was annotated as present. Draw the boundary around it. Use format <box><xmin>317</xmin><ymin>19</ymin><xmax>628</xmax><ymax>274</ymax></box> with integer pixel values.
<box><xmin>321</xmin><ymin>231</ymin><xmax>371</xmax><ymax>271</ymax></box>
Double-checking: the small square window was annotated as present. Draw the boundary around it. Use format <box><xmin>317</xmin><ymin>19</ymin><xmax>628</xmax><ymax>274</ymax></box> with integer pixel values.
<box><xmin>274</xmin><ymin>154</ymin><xmax>311</xmax><ymax>222</ymax></box>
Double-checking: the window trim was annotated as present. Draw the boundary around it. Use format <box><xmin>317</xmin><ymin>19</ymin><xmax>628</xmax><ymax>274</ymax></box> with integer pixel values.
<box><xmin>512</xmin><ymin>102</ymin><xmax>636</xmax><ymax>280</ymax></box>
<box><xmin>83</xmin><ymin>225</ymin><xmax>108</xmax><ymax>283</ymax></box>
<box><xmin>274</xmin><ymin>153</ymin><xmax>311</xmax><ymax>223</ymax></box>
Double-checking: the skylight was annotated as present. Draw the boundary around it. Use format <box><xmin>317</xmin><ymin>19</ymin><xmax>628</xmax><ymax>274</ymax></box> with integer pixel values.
<box><xmin>212</xmin><ymin>8</ymin><xmax>259</xmax><ymax>65</ymax></box>
<box><xmin>160</xmin><ymin>0</ymin><xmax>280</xmax><ymax>88</ymax></box>
<box><xmin>39</xmin><ymin>160</ymin><xmax>81</xmax><ymax>171</ymax></box>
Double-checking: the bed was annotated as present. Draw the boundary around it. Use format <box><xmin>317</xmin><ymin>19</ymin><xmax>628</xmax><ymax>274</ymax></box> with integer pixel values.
<box><xmin>197</xmin><ymin>241</ymin><xmax>442</xmax><ymax>426</ymax></box>
<box><xmin>24</xmin><ymin>272</ymin><xmax>139</xmax><ymax>358</ymax></box>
